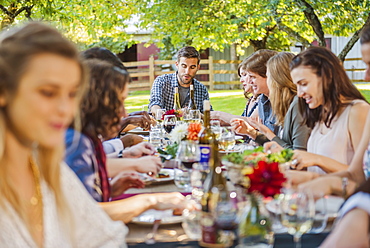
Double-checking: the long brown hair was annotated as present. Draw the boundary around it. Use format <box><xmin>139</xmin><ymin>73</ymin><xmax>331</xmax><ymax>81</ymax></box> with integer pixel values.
<box><xmin>0</xmin><ymin>22</ymin><xmax>88</xmax><ymax>241</ymax></box>
<box><xmin>290</xmin><ymin>47</ymin><xmax>367</xmax><ymax>129</ymax></box>
<box><xmin>267</xmin><ymin>52</ymin><xmax>296</xmax><ymax>125</ymax></box>
<box><xmin>81</xmin><ymin>59</ymin><xmax>129</xmax><ymax>141</ymax></box>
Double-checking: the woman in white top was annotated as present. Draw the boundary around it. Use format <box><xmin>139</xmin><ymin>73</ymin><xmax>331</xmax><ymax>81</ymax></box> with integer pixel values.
<box><xmin>0</xmin><ymin>22</ymin><xmax>126</xmax><ymax>247</ymax></box>
<box><xmin>289</xmin><ymin>47</ymin><xmax>369</xmax><ymax>174</ymax></box>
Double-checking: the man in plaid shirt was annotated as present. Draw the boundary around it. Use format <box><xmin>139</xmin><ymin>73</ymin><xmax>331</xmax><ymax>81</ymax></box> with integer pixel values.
<box><xmin>149</xmin><ymin>46</ymin><xmax>212</xmax><ymax>114</ymax></box>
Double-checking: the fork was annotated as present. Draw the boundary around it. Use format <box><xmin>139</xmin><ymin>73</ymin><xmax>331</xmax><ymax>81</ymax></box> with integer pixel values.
<box><xmin>145</xmin><ymin>219</ymin><xmax>161</xmax><ymax>245</ymax></box>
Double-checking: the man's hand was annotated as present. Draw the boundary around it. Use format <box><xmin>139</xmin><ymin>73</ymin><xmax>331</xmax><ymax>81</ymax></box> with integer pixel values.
<box><xmin>120</xmin><ymin>134</ymin><xmax>144</xmax><ymax>148</ymax></box>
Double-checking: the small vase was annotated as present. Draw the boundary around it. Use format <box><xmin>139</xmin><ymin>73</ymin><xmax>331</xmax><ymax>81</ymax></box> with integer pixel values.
<box><xmin>237</xmin><ymin>193</ymin><xmax>274</xmax><ymax>248</ymax></box>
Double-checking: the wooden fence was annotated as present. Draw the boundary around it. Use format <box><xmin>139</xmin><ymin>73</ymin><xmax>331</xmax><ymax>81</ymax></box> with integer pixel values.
<box><xmin>124</xmin><ymin>56</ymin><xmax>366</xmax><ymax>91</ymax></box>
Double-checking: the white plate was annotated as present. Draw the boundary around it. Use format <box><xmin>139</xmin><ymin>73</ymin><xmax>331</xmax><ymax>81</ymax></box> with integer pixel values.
<box><xmin>127</xmin><ymin>127</ymin><xmax>150</xmax><ymax>135</ymax></box>
<box><xmin>141</xmin><ymin>168</ymin><xmax>174</xmax><ymax>185</ymax></box>
<box><xmin>235</xmin><ymin>135</ymin><xmax>243</xmax><ymax>140</ymax></box>
<box><xmin>131</xmin><ymin>209</ymin><xmax>183</xmax><ymax>225</ymax></box>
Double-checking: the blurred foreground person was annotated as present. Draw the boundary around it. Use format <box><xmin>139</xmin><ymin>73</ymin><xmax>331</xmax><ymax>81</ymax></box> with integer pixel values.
<box><xmin>0</xmin><ymin>22</ymin><xmax>126</xmax><ymax>247</ymax></box>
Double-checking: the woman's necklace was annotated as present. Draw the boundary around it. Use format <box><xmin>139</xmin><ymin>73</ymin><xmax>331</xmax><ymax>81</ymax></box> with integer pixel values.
<box><xmin>29</xmin><ymin>157</ymin><xmax>43</xmax><ymax>233</ymax></box>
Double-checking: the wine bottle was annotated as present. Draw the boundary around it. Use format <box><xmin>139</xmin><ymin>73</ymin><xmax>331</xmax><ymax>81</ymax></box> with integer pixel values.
<box><xmin>198</xmin><ymin>100</ymin><xmax>213</xmax><ymax>168</ymax></box>
<box><xmin>199</xmin><ymin>137</ymin><xmax>232</xmax><ymax>247</ymax></box>
<box><xmin>188</xmin><ymin>84</ymin><xmax>197</xmax><ymax>110</ymax></box>
<box><xmin>173</xmin><ymin>87</ymin><xmax>181</xmax><ymax>110</ymax></box>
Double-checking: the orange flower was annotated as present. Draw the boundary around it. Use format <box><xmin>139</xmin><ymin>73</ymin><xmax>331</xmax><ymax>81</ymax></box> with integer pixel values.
<box><xmin>187</xmin><ymin>122</ymin><xmax>202</xmax><ymax>141</ymax></box>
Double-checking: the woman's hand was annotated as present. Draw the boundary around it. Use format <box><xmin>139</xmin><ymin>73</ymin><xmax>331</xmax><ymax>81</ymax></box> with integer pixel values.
<box><xmin>134</xmin><ymin>156</ymin><xmax>163</xmax><ymax>175</ymax></box>
<box><xmin>284</xmin><ymin>170</ymin><xmax>319</xmax><ymax>186</ymax></box>
<box><xmin>121</xmin><ymin>142</ymin><xmax>156</xmax><ymax>158</ymax></box>
<box><xmin>248</xmin><ymin>117</ymin><xmax>275</xmax><ymax>139</ymax></box>
<box><xmin>264</xmin><ymin>141</ymin><xmax>283</xmax><ymax>153</ymax></box>
<box><xmin>149</xmin><ymin>192</ymin><xmax>187</xmax><ymax>211</ymax></box>
<box><xmin>110</xmin><ymin>171</ymin><xmax>145</xmax><ymax>197</ymax></box>
<box><xmin>291</xmin><ymin>150</ymin><xmax>319</xmax><ymax>170</ymax></box>
<box><xmin>230</xmin><ymin>118</ymin><xmax>254</xmax><ymax>135</ymax></box>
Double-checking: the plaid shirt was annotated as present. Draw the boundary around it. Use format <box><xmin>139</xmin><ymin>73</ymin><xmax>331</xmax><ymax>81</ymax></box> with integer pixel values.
<box><xmin>148</xmin><ymin>72</ymin><xmax>212</xmax><ymax>113</ymax></box>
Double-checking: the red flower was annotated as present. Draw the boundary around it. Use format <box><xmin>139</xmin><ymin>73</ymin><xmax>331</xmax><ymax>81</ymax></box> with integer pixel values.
<box><xmin>163</xmin><ymin>109</ymin><xmax>183</xmax><ymax>119</ymax></box>
<box><xmin>245</xmin><ymin>161</ymin><xmax>286</xmax><ymax>198</ymax></box>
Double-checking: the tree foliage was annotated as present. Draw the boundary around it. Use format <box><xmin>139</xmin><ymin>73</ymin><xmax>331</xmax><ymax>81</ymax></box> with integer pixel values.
<box><xmin>1</xmin><ymin>0</ymin><xmax>370</xmax><ymax>59</ymax></box>
<box><xmin>0</xmin><ymin>0</ymin><xmax>136</xmax><ymax>52</ymax></box>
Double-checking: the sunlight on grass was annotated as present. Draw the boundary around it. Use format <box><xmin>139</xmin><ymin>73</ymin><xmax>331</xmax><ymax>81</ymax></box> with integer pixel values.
<box><xmin>126</xmin><ymin>88</ymin><xmax>370</xmax><ymax>114</ymax></box>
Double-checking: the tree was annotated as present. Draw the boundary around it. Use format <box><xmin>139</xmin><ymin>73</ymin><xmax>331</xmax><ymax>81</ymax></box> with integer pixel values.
<box><xmin>0</xmin><ymin>0</ymin><xmax>136</xmax><ymax>52</ymax></box>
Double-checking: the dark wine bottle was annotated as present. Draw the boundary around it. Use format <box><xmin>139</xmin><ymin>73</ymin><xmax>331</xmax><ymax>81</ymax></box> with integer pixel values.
<box><xmin>199</xmin><ymin>137</ymin><xmax>230</xmax><ymax>247</ymax></box>
<box><xmin>188</xmin><ymin>84</ymin><xmax>197</xmax><ymax>110</ymax></box>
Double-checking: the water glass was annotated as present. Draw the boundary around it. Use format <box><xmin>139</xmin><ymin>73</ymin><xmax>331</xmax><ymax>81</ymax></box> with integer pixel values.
<box><xmin>309</xmin><ymin>195</ymin><xmax>328</xmax><ymax>234</ymax></box>
<box><xmin>149</xmin><ymin>130</ymin><xmax>162</xmax><ymax>149</ymax></box>
<box><xmin>174</xmin><ymin>160</ymin><xmax>192</xmax><ymax>191</ymax></box>
<box><xmin>182</xmin><ymin>196</ymin><xmax>202</xmax><ymax>240</ymax></box>
<box><xmin>210</xmin><ymin>120</ymin><xmax>222</xmax><ymax>139</ymax></box>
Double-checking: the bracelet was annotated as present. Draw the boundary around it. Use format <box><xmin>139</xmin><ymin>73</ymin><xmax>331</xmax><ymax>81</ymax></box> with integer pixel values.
<box><xmin>342</xmin><ymin>177</ymin><xmax>348</xmax><ymax>198</ymax></box>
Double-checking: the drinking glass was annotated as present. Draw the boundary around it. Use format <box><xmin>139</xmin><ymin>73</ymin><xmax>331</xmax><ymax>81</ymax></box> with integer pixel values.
<box><xmin>309</xmin><ymin>195</ymin><xmax>328</xmax><ymax>234</ymax></box>
<box><xmin>155</xmin><ymin>108</ymin><xmax>166</xmax><ymax>123</ymax></box>
<box><xmin>174</xmin><ymin>140</ymin><xmax>200</xmax><ymax>191</ymax></box>
<box><xmin>280</xmin><ymin>189</ymin><xmax>315</xmax><ymax>248</ymax></box>
<box><xmin>163</xmin><ymin>115</ymin><xmax>176</xmax><ymax>134</ymax></box>
<box><xmin>182</xmin><ymin>195</ymin><xmax>202</xmax><ymax>240</ymax></box>
<box><xmin>219</xmin><ymin>127</ymin><xmax>236</xmax><ymax>151</ymax></box>
<box><xmin>189</xmin><ymin>109</ymin><xmax>201</xmax><ymax>122</ymax></box>
<box><xmin>210</xmin><ymin>119</ymin><xmax>222</xmax><ymax>139</ymax></box>
<box><xmin>149</xmin><ymin>129</ymin><xmax>162</xmax><ymax>149</ymax></box>
<box><xmin>142</xmin><ymin>105</ymin><xmax>149</xmax><ymax>112</ymax></box>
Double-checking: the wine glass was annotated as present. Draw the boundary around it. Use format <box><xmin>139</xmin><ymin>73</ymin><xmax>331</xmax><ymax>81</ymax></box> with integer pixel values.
<box><xmin>219</xmin><ymin>127</ymin><xmax>236</xmax><ymax>151</ymax></box>
<box><xmin>163</xmin><ymin>115</ymin><xmax>176</xmax><ymax>134</ymax></box>
<box><xmin>280</xmin><ymin>189</ymin><xmax>315</xmax><ymax>248</ymax></box>
<box><xmin>175</xmin><ymin>140</ymin><xmax>200</xmax><ymax>191</ymax></box>
<box><xmin>189</xmin><ymin>109</ymin><xmax>201</xmax><ymax>122</ymax></box>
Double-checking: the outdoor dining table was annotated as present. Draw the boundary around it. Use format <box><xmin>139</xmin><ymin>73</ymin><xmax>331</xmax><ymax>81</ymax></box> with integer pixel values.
<box><xmin>117</xmin><ymin>175</ymin><xmax>332</xmax><ymax>248</ymax></box>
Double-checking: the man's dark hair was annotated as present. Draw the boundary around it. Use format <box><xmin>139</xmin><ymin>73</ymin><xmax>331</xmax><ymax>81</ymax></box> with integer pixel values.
<box><xmin>177</xmin><ymin>46</ymin><xmax>201</xmax><ymax>64</ymax></box>
<box><xmin>81</xmin><ymin>47</ymin><xmax>127</xmax><ymax>70</ymax></box>
<box><xmin>360</xmin><ymin>26</ymin><xmax>370</xmax><ymax>45</ymax></box>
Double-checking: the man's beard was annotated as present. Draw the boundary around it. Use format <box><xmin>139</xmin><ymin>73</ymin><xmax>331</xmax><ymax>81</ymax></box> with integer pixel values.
<box><xmin>179</xmin><ymin>74</ymin><xmax>193</xmax><ymax>85</ymax></box>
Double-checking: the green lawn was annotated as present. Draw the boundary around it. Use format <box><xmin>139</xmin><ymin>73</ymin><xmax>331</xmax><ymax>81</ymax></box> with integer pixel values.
<box><xmin>126</xmin><ymin>88</ymin><xmax>370</xmax><ymax>115</ymax></box>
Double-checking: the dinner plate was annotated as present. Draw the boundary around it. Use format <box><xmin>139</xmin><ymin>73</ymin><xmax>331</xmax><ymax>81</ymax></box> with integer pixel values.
<box><xmin>141</xmin><ymin>168</ymin><xmax>174</xmax><ymax>185</ymax></box>
<box><xmin>127</xmin><ymin>127</ymin><xmax>150</xmax><ymax>135</ymax></box>
<box><xmin>131</xmin><ymin>209</ymin><xmax>183</xmax><ymax>225</ymax></box>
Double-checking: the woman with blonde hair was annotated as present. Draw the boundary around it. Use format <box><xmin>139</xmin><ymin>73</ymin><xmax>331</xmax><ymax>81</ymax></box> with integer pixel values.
<box><xmin>232</xmin><ymin>52</ymin><xmax>311</xmax><ymax>150</ymax></box>
<box><xmin>0</xmin><ymin>22</ymin><xmax>126</xmax><ymax>247</ymax></box>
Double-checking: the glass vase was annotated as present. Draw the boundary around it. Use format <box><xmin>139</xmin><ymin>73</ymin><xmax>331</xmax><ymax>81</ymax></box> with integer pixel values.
<box><xmin>237</xmin><ymin>193</ymin><xmax>274</xmax><ymax>248</ymax></box>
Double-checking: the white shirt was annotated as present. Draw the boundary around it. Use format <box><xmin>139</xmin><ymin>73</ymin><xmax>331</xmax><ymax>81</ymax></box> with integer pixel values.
<box><xmin>0</xmin><ymin>162</ymin><xmax>127</xmax><ymax>248</ymax></box>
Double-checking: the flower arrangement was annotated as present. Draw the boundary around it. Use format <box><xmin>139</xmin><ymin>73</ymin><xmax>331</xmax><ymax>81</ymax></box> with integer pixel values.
<box><xmin>223</xmin><ymin>147</ymin><xmax>292</xmax><ymax>197</ymax></box>
<box><xmin>157</xmin><ymin>122</ymin><xmax>203</xmax><ymax>161</ymax></box>
<box><xmin>162</xmin><ymin>109</ymin><xmax>184</xmax><ymax>119</ymax></box>
<box><xmin>169</xmin><ymin>122</ymin><xmax>202</xmax><ymax>143</ymax></box>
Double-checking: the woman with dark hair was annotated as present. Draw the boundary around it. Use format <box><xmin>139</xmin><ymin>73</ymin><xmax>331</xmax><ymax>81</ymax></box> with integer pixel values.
<box><xmin>289</xmin><ymin>46</ymin><xmax>369</xmax><ymax>174</ymax></box>
<box><xmin>65</xmin><ymin>59</ymin><xmax>186</xmax><ymax>222</ymax></box>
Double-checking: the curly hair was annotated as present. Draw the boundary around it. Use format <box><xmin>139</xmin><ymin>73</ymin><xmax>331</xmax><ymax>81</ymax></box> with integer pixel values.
<box><xmin>81</xmin><ymin>59</ymin><xmax>129</xmax><ymax>141</ymax></box>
